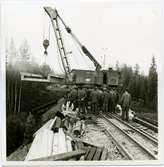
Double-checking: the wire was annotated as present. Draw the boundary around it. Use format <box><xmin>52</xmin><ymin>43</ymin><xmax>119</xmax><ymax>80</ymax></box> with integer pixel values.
<box><xmin>48</xmin><ymin>19</ymin><xmax>51</xmax><ymax>41</ymax></box>
<box><xmin>71</xmin><ymin>37</ymin><xmax>93</xmax><ymax>70</ymax></box>
<box><xmin>42</xmin><ymin>9</ymin><xmax>45</xmax><ymax>41</ymax></box>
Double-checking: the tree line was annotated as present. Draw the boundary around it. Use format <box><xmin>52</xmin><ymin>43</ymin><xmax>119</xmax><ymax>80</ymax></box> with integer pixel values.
<box><xmin>115</xmin><ymin>56</ymin><xmax>158</xmax><ymax>112</ymax></box>
<box><xmin>6</xmin><ymin>38</ymin><xmax>56</xmax><ymax>114</ymax></box>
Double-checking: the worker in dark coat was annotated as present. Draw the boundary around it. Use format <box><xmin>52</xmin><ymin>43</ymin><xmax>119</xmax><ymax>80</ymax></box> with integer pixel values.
<box><xmin>120</xmin><ymin>88</ymin><xmax>132</xmax><ymax>121</ymax></box>
<box><xmin>68</xmin><ymin>86</ymin><xmax>78</xmax><ymax>111</ymax></box>
<box><xmin>97</xmin><ymin>88</ymin><xmax>103</xmax><ymax>111</ymax></box>
<box><xmin>112</xmin><ymin>87</ymin><xmax>119</xmax><ymax>113</ymax></box>
<box><xmin>84</xmin><ymin>87</ymin><xmax>91</xmax><ymax>111</ymax></box>
<box><xmin>109</xmin><ymin>88</ymin><xmax>115</xmax><ymax>113</ymax></box>
<box><xmin>90</xmin><ymin>87</ymin><xmax>99</xmax><ymax>114</ymax></box>
<box><xmin>78</xmin><ymin>87</ymin><xmax>87</xmax><ymax>114</ymax></box>
<box><xmin>102</xmin><ymin>88</ymin><xmax>109</xmax><ymax>113</ymax></box>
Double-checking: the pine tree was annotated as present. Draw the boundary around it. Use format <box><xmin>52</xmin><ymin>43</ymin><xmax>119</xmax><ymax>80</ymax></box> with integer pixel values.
<box><xmin>8</xmin><ymin>38</ymin><xmax>17</xmax><ymax>64</ymax></box>
<box><xmin>19</xmin><ymin>39</ymin><xmax>31</xmax><ymax>62</ymax></box>
<box><xmin>148</xmin><ymin>56</ymin><xmax>158</xmax><ymax>111</ymax></box>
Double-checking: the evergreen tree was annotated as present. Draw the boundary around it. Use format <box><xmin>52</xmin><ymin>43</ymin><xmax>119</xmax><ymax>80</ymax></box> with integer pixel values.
<box><xmin>19</xmin><ymin>39</ymin><xmax>31</xmax><ymax>62</ymax></box>
<box><xmin>8</xmin><ymin>38</ymin><xmax>18</xmax><ymax>64</ymax></box>
<box><xmin>148</xmin><ymin>56</ymin><xmax>158</xmax><ymax>111</ymax></box>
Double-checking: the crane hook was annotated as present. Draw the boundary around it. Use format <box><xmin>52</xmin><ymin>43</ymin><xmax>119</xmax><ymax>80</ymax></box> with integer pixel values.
<box><xmin>43</xmin><ymin>39</ymin><xmax>49</xmax><ymax>55</ymax></box>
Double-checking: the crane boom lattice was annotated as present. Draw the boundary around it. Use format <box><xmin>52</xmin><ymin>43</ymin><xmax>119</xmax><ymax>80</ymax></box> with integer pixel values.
<box><xmin>44</xmin><ymin>7</ymin><xmax>71</xmax><ymax>80</ymax></box>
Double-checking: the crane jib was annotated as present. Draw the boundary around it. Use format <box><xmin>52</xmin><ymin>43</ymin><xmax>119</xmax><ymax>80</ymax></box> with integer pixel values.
<box><xmin>44</xmin><ymin>6</ymin><xmax>102</xmax><ymax>79</ymax></box>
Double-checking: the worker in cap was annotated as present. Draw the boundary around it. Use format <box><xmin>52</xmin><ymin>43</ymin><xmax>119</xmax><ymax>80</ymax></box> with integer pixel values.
<box><xmin>120</xmin><ymin>88</ymin><xmax>132</xmax><ymax>121</ymax></box>
<box><xmin>90</xmin><ymin>86</ymin><xmax>99</xmax><ymax>114</ymax></box>
<box><xmin>68</xmin><ymin>86</ymin><xmax>78</xmax><ymax>111</ymax></box>
<box><xmin>108</xmin><ymin>88</ymin><xmax>115</xmax><ymax>113</ymax></box>
<box><xmin>78</xmin><ymin>87</ymin><xmax>87</xmax><ymax>114</ymax></box>
<box><xmin>102</xmin><ymin>87</ymin><xmax>110</xmax><ymax>113</ymax></box>
<box><xmin>112</xmin><ymin>87</ymin><xmax>119</xmax><ymax>113</ymax></box>
<box><xmin>97</xmin><ymin>87</ymin><xmax>103</xmax><ymax>111</ymax></box>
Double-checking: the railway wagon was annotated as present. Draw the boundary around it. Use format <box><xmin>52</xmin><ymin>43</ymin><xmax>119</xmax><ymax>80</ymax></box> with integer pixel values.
<box><xmin>70</xmin><ymin>68</ymin><xmax>119</xmax><ymax>86</ymax></box>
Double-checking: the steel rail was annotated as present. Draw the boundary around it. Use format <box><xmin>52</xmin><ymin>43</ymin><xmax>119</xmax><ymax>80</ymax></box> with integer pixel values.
<box><xmin>107</xmin><ymin>113</ymin><xmax>158</xmax><ymax>145</ymax></box>
<box><xmin>99</xmin><ymin>125</ymin><xmax>133</xmax><ymax>160</ymax></box>
<box><xmin>100</xmin><ymin>114</ymin><xmax>157</xmax><ymax>160</ymax></box>
<box><xmin>133</xmin><ymin>117</ymin><xmax>158</xmax><ymax>132</ymax></box>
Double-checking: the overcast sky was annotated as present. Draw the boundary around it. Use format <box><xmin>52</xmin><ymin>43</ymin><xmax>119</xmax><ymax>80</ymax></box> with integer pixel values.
<box><xmin>1</xmin><ymin>0</ymin><xmax>162</xmax><ymax>75</ymax></box>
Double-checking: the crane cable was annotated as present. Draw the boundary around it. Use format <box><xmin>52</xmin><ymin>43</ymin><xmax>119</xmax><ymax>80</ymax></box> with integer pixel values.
<box><xmin>65</xmin><ymin>34</ymin><xmax>80</xmax><ymax>68</ymax></box>
<box><xmin>70</xmin><ymin>36</ymin><xmax>93</xmax><ymax>70</ymax></box>
<box><xmin>48</xmin><ymin>19</ymin><xmax>51</xmax><ymax>42</ymax></box>
<box><xmin>43</xmin><ymin>10</ymin><xmax>51</xmax><ymax>41</ymax></box>
<box><xmin>42</xmin><ymin>9</ymin><xmax>45</xmax><ymax>41</ymax></box>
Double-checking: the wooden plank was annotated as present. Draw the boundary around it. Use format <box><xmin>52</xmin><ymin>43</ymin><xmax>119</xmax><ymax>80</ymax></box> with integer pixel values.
<box><xmin>58</xmin><ymin>128</ymin><xmax>67</xmax><ymax>154</ymax></box>
<box><xmin>66</xmin><ymin>136</ymin><xmax>72</xmax><ymax>152</ymax></box>
<box><xmin>25</xmin><ymin>129</ymin><xmax>54</xmax><ymax>161</ymax></box>
<box><xmin>82</xmin><ymin>140</ymin><xmax>100</xmax><ymax>148</ymax></box>
<box><xmin>76</xmin><ymin>141</ymin><xmax>85</xmax><ymax>161</ymax></box>
<box><xmin>92</xmin><ymin>147</ymin><xmax>102</xmax><ymax>160</ymax></box>
<box><xmin>33</xmin><ymin>119</ymin><xmax>53</xmax><ymax>137</ymax></box>
<box><xmin>30</xmin><ymin>150</ymin><xmax>86</xmax><ymax>161</ymax></box>
<box><xmin>85</xmin><ymin>147</ymin><xmax>97</xmax><ymax>160</ymax></box>
<box><xmin>52</xmin><ymin>132</ymin><xmax>59</xmax><ymax>155</ymax></box>
<box><xmin>52</xmin><ymin>117</ymin><xmax>62</xmax><ymax>132</ymax></box>
<box><xmin>100</xmin><ymin>147</ymin><xmax>108</xmax><ymax>160</ymax></box>
<box><xmin>84</xmin><ymin>146</ymin><xmax>91</xmax><ymax>160</ymax></box>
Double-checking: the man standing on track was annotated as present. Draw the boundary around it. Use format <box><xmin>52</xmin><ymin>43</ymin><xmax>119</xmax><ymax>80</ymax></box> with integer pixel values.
<box><xmin>78</xmin><ymin>87</ymin><xmax>87</xmax><ymax>114</ymax></box>
<box><xmin>68</xmin><ymin>86</ymin><xmax>78</xmax><ymax>111</ymax></box>
<box><xmin>90</xmin><ymin>87</ymin><xmax>99</xmax><ymax>115</ymax></box>
<box><xmin>113</xmin><ymin>87</ymin><xmax>119</xmax><ymax>113</ymax></box>
<box><xmin>96</xmin><ymin>87</ymin><xmax>102</xmax><ymax>111</ymax></box>
<box><xmin>120</xmin><ymin>88</ymin><xmax>132</xmax><ymax>121</ymax></box>
<box><xmin>102</xmin><ymin>87</ymin><xmax>109</xmax><ymax>113</ymax></box>
<box><xmin>109</xmin><ymin>88</ymin><xmax>115</xmax><ymax>113</ymax></box>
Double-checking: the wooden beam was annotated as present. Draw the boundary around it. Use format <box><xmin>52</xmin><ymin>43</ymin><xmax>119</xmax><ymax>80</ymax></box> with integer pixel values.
<box><xmin>100</xmin><ymin>147</ymin><xmax>108</xmax><ymax>160</ymax></box>
<box><xmin>92</xmin><ymin>147</ymin><xmax>102</xmax><ymax>160</ymax></box>
<box><xmin>85</xmin><ymin>147</ymin><xmax>97</xmax><ymax>160</ymax></box>
<box><xmin>52</xmin><ymin>132</ymin><xmax>59</xmax><ymax>155</ymax></box>
<box><xmin>58</xmin><ymin>128</ymin><xmax>67</xmax><ymax>154</ymax></box>
<box><xmin>84</xmin><ymin>146</ymin><xmax>91</xmax><ymax>160</ymax></box>
<box><xmin>30</xmin><ymin>150</ymin><xmax>86</xmax><ymax>161</ymax></box>
<box><xmin>25</xmin><ymin>129</ymin><xmax>54</xmax><ymax>161</ymax></box>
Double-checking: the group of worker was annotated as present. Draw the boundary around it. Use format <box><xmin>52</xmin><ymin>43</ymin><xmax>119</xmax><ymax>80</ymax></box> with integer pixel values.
<box><xmin>66</xmin><ymin>86</ymin><xmax>132</xmax><ymax>121</ymax></box>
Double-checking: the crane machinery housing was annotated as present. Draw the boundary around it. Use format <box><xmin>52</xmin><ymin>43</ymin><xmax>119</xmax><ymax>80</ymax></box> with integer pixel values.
<box><xmin>44</xmin><ymin>7</ymin><xmax>120</xmax><ymax>87</ymax></box>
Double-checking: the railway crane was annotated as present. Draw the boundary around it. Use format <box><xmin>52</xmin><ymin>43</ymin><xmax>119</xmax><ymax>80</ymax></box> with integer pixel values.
<box><xmin>44</xmin><ymin>7</ymin><xmax>119</xmax><ymax>86</ymax></box>
<box><xmin>44</xmin><ymin>7</ymin><xmax>101</xmax><ymax>78</ymax></box>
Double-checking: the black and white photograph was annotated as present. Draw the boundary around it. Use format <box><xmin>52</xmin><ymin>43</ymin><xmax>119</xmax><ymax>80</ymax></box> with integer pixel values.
<box><xmin>0</xmin><ymin>0</ymin><xmax>163</xmax><ymax>165</ymax></box>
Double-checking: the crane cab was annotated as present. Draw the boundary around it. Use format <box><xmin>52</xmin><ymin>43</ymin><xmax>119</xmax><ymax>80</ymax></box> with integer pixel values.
<box><xmin>70</xmin><ymin>68</ymin><xmax>120</xmax><ymax>87</ymax></box>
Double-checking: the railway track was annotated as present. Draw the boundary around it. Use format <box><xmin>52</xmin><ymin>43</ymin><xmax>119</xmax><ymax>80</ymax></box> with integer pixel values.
<box><xmin>96</xmin><ymin>113</ymin><xmax>158</xmax><ymax>160</ymax></box>
<box><xmin>108</xmin><ymin>113</ymin><xmax>158</xmax><ymax>143</ymax></box>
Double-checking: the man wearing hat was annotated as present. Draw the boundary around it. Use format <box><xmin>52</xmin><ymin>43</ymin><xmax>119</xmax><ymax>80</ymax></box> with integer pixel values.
<box><xmin>102</xmin><ymin>87</ymin><xmax>110</xmax><ymax>113</ymax></box>
<box><xmin>120</xmin><ymin>88</ymin><xmax>132</xmax><ymax>121</ymax></box>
